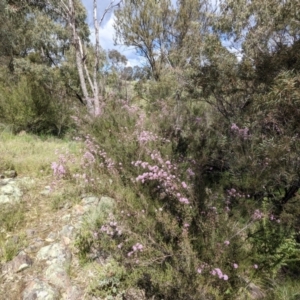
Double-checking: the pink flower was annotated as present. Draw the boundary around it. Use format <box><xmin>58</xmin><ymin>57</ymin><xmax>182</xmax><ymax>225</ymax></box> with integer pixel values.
<box><xmin>182</xmin><ymin>181</ymin><xmax>188</xmax><ymax>189</ymax></box>
<box><xmin>252</xmin><ymin>209</ymin><xmax>263</xmax><ymax>220</ymax></box>
<box><xmin>197</xmin><ymin>268</ymin><xmax>202</xmax><ymax>274</ymax></box>
<box><xmin>224</xmin><ymin>240</ymin><xmax>230</xmax><ymax>246</ymax></box>
<box><xmin>179</xmin><ymin>197</ymin><xmax>189</xmax><ymax>204</ymax></box>
<box><xmin>253</xmin><ymin>264</ymin><xmax>258</xmax><ymax>269</ymax></box>
<box><xmin>51</xmin><ymin>162</ymin><xmax>58</xmax><ymax>171</ymax></box>
<box><xmin>233</xmin><ymin>263</ymin><xmax>238</xmax><ymax>269</ymax></box>
<box><xmin>223</xmin><ymin>274</ymin><xmax>229</xmax><ymax>281</ymax></box>
<box><xmin>231</xmin><ymin>123</ymin><xmax>239</xmax><ymax>131</ymax></box>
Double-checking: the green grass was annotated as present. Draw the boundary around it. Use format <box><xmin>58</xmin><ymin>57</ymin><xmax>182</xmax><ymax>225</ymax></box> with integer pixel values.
<box><xmin>0</xmin><ymin>130</ymin><xmax>83</xmax><ymax>263</ymax></box>
<box><xmin>0</xmin><ymin>130</ymin><xmax>82</xmax><ymax>177</ymax></box>
<box><xmin>271</xmin><ymin>279</ymin><xmax>300</xmax><ymax>300</ymax></box>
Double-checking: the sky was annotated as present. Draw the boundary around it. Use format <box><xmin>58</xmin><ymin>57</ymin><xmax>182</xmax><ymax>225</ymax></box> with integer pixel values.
<box><xmin>81</xmin><ymin>0</ymin><xmax>143</xmax><ymax>67</ymax></box>
<box><xmin>80</xmin><ymin>0</ymin><xmax>242</xmax><ymax>66</ymax></box>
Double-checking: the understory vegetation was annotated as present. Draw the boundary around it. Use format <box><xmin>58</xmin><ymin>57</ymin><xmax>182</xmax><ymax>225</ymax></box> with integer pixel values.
<box><xmin>1</xmin><ymin>0</ymin><xmax>300</xmax><ymax>299</ymax></box>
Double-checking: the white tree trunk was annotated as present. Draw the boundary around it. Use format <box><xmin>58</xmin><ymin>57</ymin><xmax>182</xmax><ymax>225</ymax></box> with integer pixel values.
<box><xmin>63</xmin><ymin>0</ymin><xmax>122</xmax><ymax>116</ymax></box>
<box><xmin>68</xmin><ymin>0</ymin><xmax>94</xmax><ymax>114</ymax></box>
<box><xmin>93</xmin><ymin>0</ymin><xmax>101</xmax><ymax>116</ymax></box>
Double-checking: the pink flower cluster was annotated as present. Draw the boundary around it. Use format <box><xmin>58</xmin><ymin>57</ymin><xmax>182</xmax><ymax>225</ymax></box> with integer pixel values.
<box><xmin>100</xmin><ymin>220</ymin><xmax>122</xmax><ymax>237</ymax></box>
<box><xmin>225</xmin><ymin>188</ymin><xmax>250</xmax><ymax>212</ymax></box>
<box><xmin>269</xmin><ymin>213</ymin><xmax>280</xmax><ymax>223</ymax></box>
<box><xmin>137</xmin><ymin>130</ymin><xmax>159</xmax><ymax>143</ymax></box>
<box><xmin>51</xmin><ymin>161</ymin><xmax>66</xmax><ymax>179</ymax></box>
<box><xmin>227</xmin><ymin>188</ymin><xmax>250</xmax><ymax>199</ymax></box>
<box><xmin>133</xmin><ymin>151</ymin><xmax>190</xmax><ymax>204</ymax></box>
<box><xmin>211</xmin><ymin>268</ymin><xmax>229</xmax><ymax>280</ymax></box>
<box><xmin>197</xmin><ymin>264</ymin><xmax>229</xmax><ymax>281</ymax></box>
<box><xmin>120</xmin><ymin>100</ymin><xmax>138</xmax><ymax>114</ymax></box>
<box><xmin>231</xmin><ymin>123</ymin><xmax>250</xmax><ymax>139</ymax></box>
<box><xmin>83</xmin><ymin>135</ymin><xmax>115</xmax><ymax>169</ymax></box>
<box><xmin>252</xmin><ymin>209</ymin><xmax>264</xmax><ymax>220</ymax></box>
<box><xmin>128</xmin><ymin>243</ymin><xmax>144</xmax><ymax>257</ymax></box>
<box><xmin>136</xmin><ymin>130</ymin><xmax>170</xmax><ymax>145</ymax></box>
<box><xmin>187</xmin><ymin>168</ymin><xmax>195</xmax><ymax>177</ymax></box>
<box><xmin>51</xmin><ymin>151</ymin><xmax>74</xmax><ymax>179</ymax></box>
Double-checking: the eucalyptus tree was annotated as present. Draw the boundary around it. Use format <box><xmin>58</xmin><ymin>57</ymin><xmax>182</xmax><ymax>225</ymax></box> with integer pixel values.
<box><xmin>114</xmin><ymin>0</ymin><xmax>176</xmax><ymax>80</ymax></box>
<box><xmin>0</xmin><ymin>0</ymin><xmax>90</xmax><ymax>133</ymax></box>
<box><xmin>114</xmin><ymin>0</ymin><xmax>216</xmax><ymax>81</ymax></box>
<box><xmin>57</xmin><ymin>0</ymin><xmax>122</xmax><ymax>116</ymax></box>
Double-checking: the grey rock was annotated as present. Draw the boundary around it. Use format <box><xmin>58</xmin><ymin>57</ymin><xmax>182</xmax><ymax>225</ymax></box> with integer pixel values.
<box><xmin>23</xmin><ymin>279</ymin><xmax>59</xmax><ymax>300</ymax></box>
<box><xmin>26</xmin><ymin>229</ymin><xmax>36</xmax><ymax>237</ymax></box>
<box><xmin>36</xmin><ymin>243</ymin><xmax>71</xmax><ymax>265</ymax></box>
<box><xmin>97</xmin><ymin>196</ymin><xmax>116</xmax><ymax>215</ymax></box>
<box><xmin>45</xmin><ymin>232</ymin><xmax>57</xmax><ymax>242</ymax></box>
<box><xmin>44</xmin><ymin>264</ymin><xmax>71</xmax><ymax>289</ymax></box>
<box><xmin>82</xmin><ymin>196</ymin><xmax>99</xmax><ymax>206</ymax></box>
<box><xmin>3</xmin><ymin>170</ymin><xmax>18</xmax><ymax>178</ymax></box>
<box><xmin>61</xmin><ymin>214</ymin><xmax>71</xmax><ymax>222</ymax></box>
<box><xmin>26</xmin><ymin>238</ymin><xmax>45</xmax><ymax>254</ymax></box>
<box><xmin>2</xmin><ymin>251</ymin><xmax>33</xmax><ymax>274</ymax></box>
<box><xmin>59</xmin><ymin>225</ymin><xmax>75</xmax><ymax>239</ymax></box>
<box><xmin>40</xmin><ymin>186</ymin><xmax>51</xmax><ymax>195</ymax></box>
<box><xmin>0</xmin><ymin>178</ymin><xmax>13</xmax><ymax>185</ymax></box>
<box><xmin>0</xmin><ymin>180</ymin><xmax>22</xmax><ymax>204</ymax></box>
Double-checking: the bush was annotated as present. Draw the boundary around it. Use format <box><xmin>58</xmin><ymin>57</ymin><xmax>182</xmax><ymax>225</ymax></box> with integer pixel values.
<box><xmin>0</xmin><ymin>72</ymin><xmax>74</xmax><ymax>135</ymax></box>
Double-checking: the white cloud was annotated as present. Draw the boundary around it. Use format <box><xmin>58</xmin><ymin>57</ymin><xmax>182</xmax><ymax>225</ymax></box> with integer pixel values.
<box><xmin>88</xmin><ymin>14</ymin><xmax>144</xmax><ymax>67</ymax></box>
<box><xmin>99</xmin><ymin>15</ymin><xmax>115</xmax><ymax>49</ymax></box>
<box><xmin>81</xmin><ymin>1</ymin><xmax>142</xmax><ymax>66</ymax></box>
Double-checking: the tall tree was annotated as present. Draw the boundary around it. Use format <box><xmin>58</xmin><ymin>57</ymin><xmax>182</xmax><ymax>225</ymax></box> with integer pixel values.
<box><xmin>114</xmin><ymin>0</ymin><xmax>176</xmax><ymax>80</ymax></box>
<box><xmin>114</xmin><ymin>0</ymin><xmax>214</xmax><ymax>80</ymax></box>
<box><xmin>60</xmin><ymin>0</ymin><xmax>122</xmax><ymax>115</ymax></box>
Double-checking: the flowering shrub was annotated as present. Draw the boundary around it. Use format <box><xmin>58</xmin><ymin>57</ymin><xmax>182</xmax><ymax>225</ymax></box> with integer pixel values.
<box><xmin>50</xmin><ymin>94</ymin><xmax>300</xmax><ymax>299</ymax></box>
<box><xmin>133</xmin><ymin>151</ymin><xmax>192</xmax><ymax>205</ymax></box>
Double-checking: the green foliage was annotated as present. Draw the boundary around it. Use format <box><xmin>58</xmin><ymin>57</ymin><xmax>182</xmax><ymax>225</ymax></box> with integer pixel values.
<box><xmin>9</xmin><ymin>0</ymin><xmax>298</xmax><ymax>297</ymax></box>
<box><xmin>0</xmin><ymin>74</ymin><xmax>73</xmax><ymax>135</ymax></box>
<box><xmin>87</xmin><ymin>258</ymin><xmax>126</xmax><ymax>298</ymax></box>
<box><xmin>0</xmin><ymin>203</ymin><xmax>26</xmax><ymax>262</ymax></box>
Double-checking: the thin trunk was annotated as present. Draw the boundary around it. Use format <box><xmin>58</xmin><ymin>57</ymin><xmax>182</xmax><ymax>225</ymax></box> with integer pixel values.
<box><xmin>93</xmin><ymin>0</ymin><xmax>101</xmax><ymax>116</ymax></box>
<box><xmin>68</xmin><ymin>0</ymin><xmax>94</xmax><ymax>114</ymax></box>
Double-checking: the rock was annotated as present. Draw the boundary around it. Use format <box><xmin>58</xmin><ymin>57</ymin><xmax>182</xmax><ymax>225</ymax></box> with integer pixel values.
<box><xmin>98</xmin><ymin>196</ymin><xmax>115</xmax><ymax>213</ymax></box>
<box><xmin>61</xmin><ymin>214</ymin><xmax>71</xmax><ymax>222</ymax></box>
<box><xmin>2</xmin><ymin>251</ymin><xmax>33</xmax><ymax>274</ymax></box>
<box><xmin>23</xmin><ymin>279</ymin><xmax>60</xmax><ymax>300</ymax></box>
<box><xmin>72</xmin><ymin>204</ymin><xmax>86</xmax><ymax>215</ymax></box>
<box><xmin>59</xmin><ymin>225</ymin><xmax>75</xmax><ymax>239</ymax></box>
<box><xmin>36</xmin><ymin>243</ymin><xmax>71</xmax><ymax>266</ymax></box>
<box><xmin>0</xmin><ymin>179</ymin><xmax>22</xmax><ymax>204</ymax></box>
<box><xmin>3</xmin><ymin>170</ymin><xmax>18</xmax><ymax>178</ymax></box>
<box><xmin>26</xmin><ymin>229</ymin><xmax>36</xmax><ymax>238</ymax></box>
<box><xmin>62</xmin><ymin>286</ymin><xmax>83</xmax><ymax>300</ymax></box>
<box><xmin>45</xmin><ymin>232</ymin><xmax>57</xmax><ymax>242</ymax></box>
<box><xmin>40</xmin><ymin>186</ymin><xmax>51</xmax><ymax>195</ymax></box>
<box><xmin>26</xmin><ymin>238</ymin><xmax>45</xmax><ymax>254</ymax></box>
<box><xmin>44</xmin><ymin>264</ymin><xmax>71</xmax><ymax>289</ymax></box>
<box><xmin>82</xmin><ymin>196</ymin><xmax>99</xmax><ymax>206</ymax></box>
